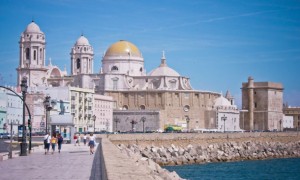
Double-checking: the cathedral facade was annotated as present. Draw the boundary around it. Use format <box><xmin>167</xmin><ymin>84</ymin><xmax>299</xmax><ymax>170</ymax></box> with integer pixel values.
<box><xmin>16</xmin><ymin>21</ymin><xmax>233</xmax><ymax>132</ymax></box>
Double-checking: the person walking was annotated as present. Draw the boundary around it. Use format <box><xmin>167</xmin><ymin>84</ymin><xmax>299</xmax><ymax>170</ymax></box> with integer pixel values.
<box><xmin>57</xmin><ymin>133</ymin><xmax>63</xmax><ymax>153</ymax></box>
<box><xmin>77</xmin><ymin>133</ymin><xmax>81</xmax><ymax>146</ymax></box>
<box><xmin>88</xmin><ymin>133</ymin><xmax>95</xmax><ymax>155</ymax></box>
<box><xmin>43</xmin><ymin>132</ymin><xmax>51</xmax><ymax>155</ymax></box>
<box><xmin>83</xmin><ymin>134</ymin><xmax>87</xmax><ymax>146</ymax></box>
<box><xmin>50</xmin><ymin>135</ymin><xmax>57</xmax><ymax>154</ymax></box>
<box><xmin>73</xmin><ymin>134</ymin><xmax>78</xmax><ymax>146</ymax></box>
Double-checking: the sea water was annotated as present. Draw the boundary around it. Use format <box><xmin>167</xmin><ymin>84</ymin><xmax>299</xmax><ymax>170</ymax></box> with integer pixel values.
<box><xmin>164</xmin><ymin>158</ymin><xmax>300</xmax><ymax>180</ymax></box>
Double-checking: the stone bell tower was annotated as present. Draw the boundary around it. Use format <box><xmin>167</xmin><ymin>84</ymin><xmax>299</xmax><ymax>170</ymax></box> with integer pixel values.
<box><xmin>17</xmin><ymin>21</ymin><xmax>47</xmax><ymax>87</ymax></box>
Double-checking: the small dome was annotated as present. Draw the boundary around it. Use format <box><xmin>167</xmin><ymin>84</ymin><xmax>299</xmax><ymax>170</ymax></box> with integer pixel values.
<box><xmin>24</xmin><ymin>21</ymin><xmax>42</xmax><ymax>33</ymax></box>
<box><xmin>76</xmin><ymin>35</ymin><xmax>90</xmax><ymax>46</ymax></box>
<box><xmin>148</xmin><ymin>51</ymin><xmax>180</xmax><ymax>77</ymax></box>
<box><xmin>214</xmin><ymin>96</ymin><xmax>231</xmax><ymax>106</ymax></box>
<box><xmin>105</xmin><ymin>40</ymin><xmax>142</xmax><ymax>58</ymax></box>
<box><xmin>148</xmin><ymin>66</ymin><xmax>180</xmax><ymax>77</ymax></box>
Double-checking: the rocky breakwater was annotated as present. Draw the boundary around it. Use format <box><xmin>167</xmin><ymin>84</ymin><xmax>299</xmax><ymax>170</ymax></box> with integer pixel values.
<box><xmin>117</xmin><ymin>141</ymin><xmax>300</xmax><ymax>166</ymax></box>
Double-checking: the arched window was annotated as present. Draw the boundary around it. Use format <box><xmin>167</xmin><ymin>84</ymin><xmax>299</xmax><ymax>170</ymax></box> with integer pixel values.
<box><xmin>140</xmin><ymin>67</ymin><xmax>143</xmax><ymax>72</ymax></box>
<box><xmin>26</xmin><ymin>48</ymin><xmax>30</xmax><ymax>60</ymax></box>
<box><xmin>122</xmin><ymin>105</ymin><xmax>128</xmax><ymax>110</ymax></box>
<box><xmin>140</xmin><ymin>105</ymin><xmax>145</xmax><ymax>110</ymax></box>
<box><xmin>111</xmin><ymin>66</ymin><xmax>118</xmax><ymax>71</ymax></box>
<box><xmin>76</xmin><ymin>58</ymin><xmax>81</xmax><ymax>69</ymax></box>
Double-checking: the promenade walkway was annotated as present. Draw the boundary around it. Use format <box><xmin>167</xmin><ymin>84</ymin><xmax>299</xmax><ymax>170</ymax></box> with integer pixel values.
<box><xmin>0</xmin><ymin>143</ymin><xmax>98</xmax><ymax>180</ymax></box>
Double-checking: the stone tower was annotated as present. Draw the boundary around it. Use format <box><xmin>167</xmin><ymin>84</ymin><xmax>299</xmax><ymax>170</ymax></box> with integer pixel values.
<box><xmin>241</xmin><ymin>77</ymin><xmax>284</xmax><ymax>131</ymax></box>
<box><xmin>17</xmin><ymin>21</ymin><xmax>47</xmax><ymax>87</ymax></box>
<box><xmin>70</xmin><ymin>35</ymin><xmax>94</xmax><ymax>75</ymax></box>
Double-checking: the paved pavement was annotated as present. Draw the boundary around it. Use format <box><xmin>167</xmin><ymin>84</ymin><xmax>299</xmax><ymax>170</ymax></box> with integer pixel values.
<box><xmin>0</xmin><ymin>143</ymin><xmax>98</xmax><ymax>180</ymax></box>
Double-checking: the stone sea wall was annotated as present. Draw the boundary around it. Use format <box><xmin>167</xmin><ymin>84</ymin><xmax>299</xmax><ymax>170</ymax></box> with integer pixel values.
<box><xmin>103</xmin><ymin>132</ymin><xmax>300</xmax><ymax>166</ymax></box>
<box><xmin>100</xmin><ymin>137</ymin><xmax>183</xmax><ymax>180</ymax></box>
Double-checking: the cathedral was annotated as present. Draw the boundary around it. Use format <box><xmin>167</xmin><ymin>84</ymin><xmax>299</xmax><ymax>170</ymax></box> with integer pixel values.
<box><xmin>16</xmin><ymin>21</ymin><xmax>239</xmax><ymax>132</ymax></box>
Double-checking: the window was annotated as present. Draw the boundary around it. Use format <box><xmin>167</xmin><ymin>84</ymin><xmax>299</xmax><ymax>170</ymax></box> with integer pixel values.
<box><xmin>140</xmin><ymin>105</ymin><xmax>145</xmax><ymax>110</ymax></box>
<box><xmin>33</xmin><ymin>50</ymin><xmax>36</xmax><ymax>60</ymax></box>
<box><xmin>111</xmin><ymin>66</ymin><xmax>118</xmax><ymax>71</ymax></box>
<box><xmin>140</xmin><ymin>67</ymin><xmax>143</xmax><ymax>72</ymax></box>
<box><xmin>26</xmin><ymin>48</ymin><xmax>30</xmax><ymax>60</ymax></box>
<box><xmin>40</xmin><ymin>49</ymin><xmax>42</xmax><ymax>60</ymax></box>
<box><xmin>254</xmin><ymin>102</ymin><xmax>257</xmax><ymax>108</ymax></box>
<box><xmin>112</xmin><ymin>78</ymin><xmax>119</xmax><ymax>90</ymax></box>
<box><xmin>76</xmin><ymin>59</ymin><xmax>81</xmax><ymax>69</ymax></box>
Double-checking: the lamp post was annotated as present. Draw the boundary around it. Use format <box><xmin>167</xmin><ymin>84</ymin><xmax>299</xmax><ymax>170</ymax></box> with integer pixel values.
<box><xmin>20</xmin><ymin>77</ymin><xmax>28</xmax><ymax>156</ymax></box>
<box><xmin>114</xmin><ymin>118</ymin><xmax>120</xmax><ymax>132</ymax></box>
<box><xmin>43</xmin><ymin>96</ymin><xmax>52</xmax><ymax>134</ymax></box>
<box><xmin>92</xmin><ymin>115</ymin><xmax>96</xmax><ymax>133</ymax></box>
<box><xmin>140</xmin><ymin>117</ymin><xmax>146</xmax><ymax>133</ymax></box>
<box><xmin>221</xmin><ymin>114</ymin><xmax>227</xmax><ymax>133</ymax></box>
<box><xmin>130</xmin><ymin>119</ymin><xmax>137</xmax><ymax>132</ymax></box>
<box><xmin>186</xmin><ymin>116</ymin><xmax>190</xmax><ymax>132</ymax></box>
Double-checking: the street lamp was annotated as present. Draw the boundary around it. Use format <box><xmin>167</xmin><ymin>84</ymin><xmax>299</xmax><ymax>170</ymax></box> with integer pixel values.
<box><xmin>20</xmin><ymin>77</ymin><xmax>28</xmax><ymax>156</ymax></box>
<box><xmin>114</xmin><ymin>118</ymin><xmax>120</xmax><ymax>132</ymax></box>
<box><xmin>140</xmin><ymin>117</ymin><xmax>146</xmax><ymax>133</ymax></box>
<box><xmin>185</xmin><ymin>116</ymin><xmax>190</xmax><ymax>132</ymax></box>
<box><xmin>92</xmin><ymin>115</ymin><xmax>96</xmax><ymax>133</ymax></box>
<box><xmin>221</xmin><ymin>114</ymin><xmax>227</xmax><ymax>133</ymax></box>
<box><xmin>130</xmin><ymin>119</ymin><xmax>137</xmax><ymax>132</ymax></box>
<box><xmin>43</xmin><ymin>96</ymin><xmax>53</xmax><ymax>134</ymax></box>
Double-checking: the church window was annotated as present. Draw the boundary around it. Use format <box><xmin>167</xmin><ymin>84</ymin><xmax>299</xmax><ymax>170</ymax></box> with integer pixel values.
<box><xmin>140</xmin><ymin>105</ymin><xmax>145</xmax><ymax>110</ymax></box>
<box><xmin>39</xmin><ymin>49</ymin><xmax>42</xmax><ymax>60</ymax></box>
<box><xmin>112</xmin><ymin>79</ymin><xmax>118</xmax><ymax>90</ymax></box>
<box><xmin>76</xmin><ymin>59</ymin><xmax>81</xmax><ymax>69</ymax></box>
<box><xmin>33</xmin><ymin>50</ymin><xmax>36</xmax><ymax>60</ymax></box>
<box><xmin>122</xmin><ymin>105</ymin><xmax>128</xmax><ymax>110</ymax></box>
<box><xmin>140</xmin><ymin>67</ymin><xmax>143</xmax><ymax>72</ymax></box>
<box><xmin>111</xmin><ymin>66</ymin><xmax>118</xmax><ymax>71</ymax></box>
<box><xmin>25</xmin><ymin>48</ymin><xmax>30</xmax><ymax>60</ymax></box>
<box><xmin>84</xmin><ymin>47</ymin><xmax>87</xmax><ymax>51</ymax></box>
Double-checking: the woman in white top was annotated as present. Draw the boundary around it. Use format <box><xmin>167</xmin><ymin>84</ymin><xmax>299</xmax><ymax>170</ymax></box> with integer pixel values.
<box><xmin>88</xmin><ymin>133</ymin><xmax>95</xmax><ymax>155</ymax></box>
<box><xmin>43</xmin><ymin>132</ymin><xmax>51</xmax><ymax>155</ymax></box>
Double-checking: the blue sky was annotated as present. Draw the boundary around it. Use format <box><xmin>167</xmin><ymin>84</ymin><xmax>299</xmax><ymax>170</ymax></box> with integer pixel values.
<box><xmin>0</xmin><ymin>0</ymin><xmax>300</xmax><ymax>107</ymax></box>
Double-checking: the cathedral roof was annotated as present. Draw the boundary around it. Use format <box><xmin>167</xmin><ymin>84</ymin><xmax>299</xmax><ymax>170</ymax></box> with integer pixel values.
<box><xmin>214</xmin><ymin>95</ymin><xmax>231</xmax><ymax>106</ymax></box>
<box><xmin>104</xmin><ymin>40</ymin><xmax>142</xmax><ymax>58</ymax></box>
<box><xmin>24</xmin><ymin>21</ymin><xmax>43</xmax><ymax>33</ymax></box>
<box><xmin>148</xmin><ymin>51</ymin><xmax>180</xmax><ymax>77</ymax></box>
<box><xmin>76</xmin><ymin>35</ymin><xmax>90</xmax><ymax>46</ymax></box>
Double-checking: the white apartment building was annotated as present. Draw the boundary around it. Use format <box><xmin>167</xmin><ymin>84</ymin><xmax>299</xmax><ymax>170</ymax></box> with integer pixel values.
<box><xmin>94</xmin><ymin>94</ymin><xmax>114</xmax><ymax>132</ymax></box>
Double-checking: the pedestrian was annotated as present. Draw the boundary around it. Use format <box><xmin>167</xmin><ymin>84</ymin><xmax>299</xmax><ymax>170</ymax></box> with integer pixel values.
<box><xmin>77</xmin><ymin>133</ymin><xmax>81</xmax><ymax>146</ymax></box>
<box><xmin>88</xmin><ymin>133</ymin><xmax>95</xmax><ymax>155</ymax></box>
<box><xmin>57</xmin><ymin>133</ymin><xmax>63</xmax><ymax>153</ymax></box>
<box><xmin>50</xmin><ymin>134</ymin><xmax>57</xmax><ymax>154</ymax></box>
<box><xmin>83</xmin><ymin>134</ymin><xmax>87</xmax><ymax>145</ymax></box>
<box><xmin>73</xmin><ymin>134</ymin><xmax>78</xmax><ymax>146</ymax></box>
<box><xmin>43</xmin><ymin>132</ymin><xmax>51</xmax><ymax>155</ymax></box>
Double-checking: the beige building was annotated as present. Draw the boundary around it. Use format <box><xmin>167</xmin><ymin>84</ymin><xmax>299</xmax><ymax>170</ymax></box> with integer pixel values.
<box><xmin>93</xmin><ymin>94</ymin><xmax>114</xmax><ymax>132</ymax></box>
<box><xmin>241</xmin><ymin>77</ymin><xmax>284</xmax><ymax>131</ymax></box>
<box><xmin>16</xmin><ymin>21</ymin><xmax>226</xmax><ymax>133</ymax></box>
<box><xmin>283</xmin><ymin>106</ymin><xmax>300</xmax><ymax>130</ymax></box>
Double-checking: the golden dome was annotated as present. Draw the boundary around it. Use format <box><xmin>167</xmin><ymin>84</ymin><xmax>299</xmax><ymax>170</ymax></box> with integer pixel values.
<box><xmin>105</xmin><ymin>40</ymin><xmax>142</xmax><ymax>58</ymax></box>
